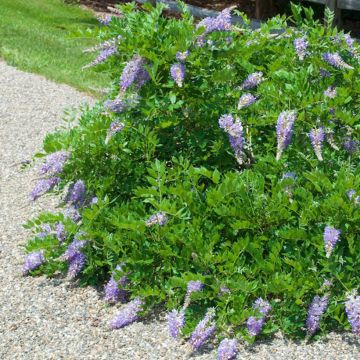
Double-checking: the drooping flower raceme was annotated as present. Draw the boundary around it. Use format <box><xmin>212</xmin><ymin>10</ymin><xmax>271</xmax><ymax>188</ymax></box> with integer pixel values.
<box><xmin>22</xmin><ymin>251</ymin><xmax>45</xmax><ymax>275</ymax></box>
<box><xmin>275</xmin><ymin>111</ymin><xmax>296</xmax><ymax>161</ymax></box>
<box><xmin>170</xmin><ymin>63</ymin><xmax>185</xmax><ymax>87</ymax></box>
<box><xmin>145</xmin><ymin>212</ymin><xmax>168</xmax><ymax>227</ymax></box>
<box><xmin>293</xmin><ymin>36</ymin><xmax>308</xmax><ymax>60</ymax></box>
<box><xmin>343</xmin><ymin>137</ymin><xmax>359</xmax><ymax>154</ymax></box>
<box><xmin>246</xmin><ymin>316</ymin><xmax>265</xmax><ymax>337</ymax></box>
<box><xmin>68</xmin><ymin>180</ymin><xmax>86</xmax><ymax>205</ymax></box>
<box><xmin>62</xmin><ymin>239</ymin><xmax>87</xmax><ymax>279</ymax></box>
<box><xmin>104</xmin><ymin>93</ymin><xmax>140</xmax><ymax>114</ymax></box>
<box><xmin>196</xmin><ymin>8</ymin><xmax>232</xmax><ymax>36</ymax></box>
<box><xmin>183</xmin><ymin>280</ymin><xmax>203</xmax><ymax>309</ymax></box>
<box><xmin>110</xmin><ymin>297</ymin><xmax>143</xmax><ymax>329</ymax></box>
<box><xmin>323</xmin><ymin>226</ymin><xmax>341</xmax><ymax>258</ymax></box>
<box><xmin>167</xmin><ymin>309</ymin><xmax>185</xmax><ymax>339</ymax></box>
<box><xmin>120</xmin><ymin>55</ymin><xmax>149</xmax><ymax>92</ymax></box>
<box><xmin>323</xmin><ymin>52</ymin><xmax>354</xmax><ymax>70</ymax></box>
<box><xmin>104</xmin><ymin>264</ymin><xmax>128</xmax><ymax>303</ymax></box>
<box><xmin>54</xmin><ymin>222</ymin><xmax>66</xmax><ymax>243</ymax></box>
<box><xmin>309</xmin><ymin>127</ymin><xmax>325</xmax><ymax>161</ymax></box>
<box><xmin>37</xmin><ymin>223</ymin><xmax>51</xmax><ymax>239</ymax></box>
<box><xmin>345</xmin><ymin>291</ymin><xmax>360</xmax><ymax>334</ymax></box>
<box><xmin>239</xmin><ymin>72</ymin><xmax>263</xmax><ymax>90</ymax></box>
<box><xmin>64</xmin><ymin>206</ymin><xmax>81</xmax><ymax>223</ymax></box>
<box><xmin>253</xmin><ymin>297</ymin><xmax>272</xmax><ymax>316</ymax></box>
<box><xmin>40</xmin><ymin>151</ymin><xmax>68</xmax><ymax>176</ymax></box>
<box><xmin>306</xmin><ymin>295</ymin><xmax>329</xmax><ymax>336</ymax></box>
<box><xmin>30</xmin><ymin>177</ymin><xmax>60</xmax><ymax>201</ymax></box>
<box><xmin>237</xmin><ymin>93</ymin><xmax>256</xmax><ymax>110</ymax></box>
<box><xmin>189</xmin><ymin>308</ymin><xmax>216</xmax><ymax>351</ymax></box>
<box><xmin>105</xmin><ymin>121</ymin><xmax>125</xmax><ymax>144</ymax></box>
<box><xmin>217</xmin><ymin>338</ymin><xmax>238</xmax><ymax>360</ymax></box>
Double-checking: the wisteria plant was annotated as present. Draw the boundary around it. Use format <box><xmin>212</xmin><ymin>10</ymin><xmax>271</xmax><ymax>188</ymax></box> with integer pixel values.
<box><xmin>23</xmin><ymin>1</ymin><xmax>359</xmax><ymax>354</ymax></box>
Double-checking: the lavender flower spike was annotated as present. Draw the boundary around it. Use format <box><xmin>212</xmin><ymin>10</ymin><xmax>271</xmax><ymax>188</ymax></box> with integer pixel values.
<box><xmin>246</xmin><ymin>316</ymin><xmax>265</xmax><ymax>336</ymax></box>
<box><xmin>69</xmin><ymin>180</ymin><xmax>86</xmax><ymax>205</ymax></box>
<box><xmin>170</xmin><ymin>63</ymin><xmax>185</xmax><ymax>88</ymax></box>
<box><xmin>176</xmin><ymin>51</ymin><xmax>189</xmax><ymax>62</ymax></box>
<box><xmin>345</xmin><ymin>291</ymin><xmax>360</xmax><ymax>334</ymax></box>
<box><xmin>22</xmin><ymin>250</ymin><xmax>45</xmax><ymax>275</ymax></box>
<box><xmin>189</xmin><ymin>308</ymin><xmax>216</xmax><ymax>351</ymax></box>
<box><xmin>323</xmin><ymin>226</ymin><xmax>341</xmax><ymax>258</ymax></box>
<box><xmin>104</xmin><ymin>264</ymin><xmax>128</xmax><ymax>303</ymax></box>
<box><xmin>30</xmin><ymin>177</ymin><xmax>60</xmax><ymax>201</ymax></box>
<box><xmin>253</xmin><ymin>298</ymin><xmax>272</xmax><ymax>315</ymax></box>
<box><xmin>104</xmin><ymin>94</ymin><xmax>140</xmax><ymax>114</ymax></box>
<box><xmin>276</xmin><ymin>111</ymin><xmax>296</xmax><ymax>161</ymax></box>
<box><xmin>145</xmin><ymin>212</ymin><xmax>168</xmax><ymax>227</ymax></box>
<box><xmin>54</xmin><ymin>222</ymin><xmax>66</xmax><ymax>243</ymax></box>
<box><xmin>183</xmin><ymin>280</ymin><xmax>203</xmax><ymax>309</ymax></box>
<box><xmin>120</xmin><ymin>55</ymin><xmax>147</xmax><ymax>92</ymax></box>
<box><xmin>323</xmin><ymin>52</ymin><xmax>353</xmax><ymax>70</ymax></box>
<box><xmin>40</xmin><ymin>151</ymin><xmax>68</xmax><ymax>176</ymax></box>
<box><xmin>306</xmin><ymin>295</ymin><xmax>329</xmax><ymax>336</ymax></box>
<box><xmin>105</xmin><ymin>121</ymin><xmax>125</xmax><ymax>144</ymax></box>
<box><xmin>196</xmin><ymin>8</ymin><xmax>232</xmax><ymax>35</ymax></box>
<box><xmin>37</xmin><ymin>223</ymin><xmax>51</xmax><ymax>239</ymax></box>
<box><xmin>324</xmin><ymin>86</ymin><xmax>336</xmax><ymax>99</ymax></box>
<box><xmin>293</xmin><ymin>36</ymin><xmax>308</xmax><ymax>60</ymax></box>
<box><xmin>239</xmin><ymin>72</ymin><xmax>263</xmax><ymax>90</ymax></box>
<box><xmin>62</xmin><ymin>239</ymin><xmax>87</xmax><ymax>261</ymax></box>
<box><xmin>64</xmin><ymin>206</ymin><xmax>81</xmax><ymax>223</ymax></box>
<box><xmin>218</xmin><ymin>338</ymin><xmax>238</xmax><ymax>360</ymax></box>
<box><xmin>110</xmin><ymin>297</ymin><xmax>143</xmax><ymax>329</ymax></box>
<box><xmin>310</xmin><ymin>127</ymin><xmax>325</xmax><ymax>161</ymax></box>
<box><xmin>237</xmin><ymin>93</ymin><xmax>256</xmax><ymax>110</ymax></box>
<box><xmin>82</xmin><ymin>45</ymin><xmax>117</xmax><ymax>69</ymax></box>
<box><xmin>168</xmin><ymin>309</ymin><xmax>185</xmax><ymax>339</ymax></box>
<box><xmin>68</xmin><ymin>252</ymin><xmax>86</xmax><ymax>279</ymax></box>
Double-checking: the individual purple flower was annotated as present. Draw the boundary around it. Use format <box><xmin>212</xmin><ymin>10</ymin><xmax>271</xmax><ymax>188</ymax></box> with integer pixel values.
<box><xmin>347</xmin><ymin>189</ymin><xmax>356</xmax><ymax>200</ymax></box>
<box><xmin>196</xmin><ymin>8</ymin><xmax>232</xmax><ymax>35</ymax></box>
<box><xmin>217</xmin><ymin>338</ymin><xmax>238</xmax><ymax>360</ymax></box>
<box><xmin>345</xmin><ymin>291</ymin><xmax>360</xmax><ymax>334</ymax></box>
<box><xmin>237</xmin><ymin>93</ymin><xmax>256</xmax><ymax>110</ymax></box>
<box><xmin>246</xmin><ymin>316</ymin><xmax>265</xmax><ymax>337</ymax></box>
<box><xmin>91</xmin><ymin>196</ymin><xmax>98</xmax><ymax>204</ymax></box>
<box><xmin>306</xmin><ymin>295</ymin><xmax>329</xmax><ymax>336</ymax></box>
<box><xmin>324</xmin><ymin>86</ymin><xmax>336</xmax><ymax>99</ymax></box>
<box><xmin>343</xmin><ymin>138</ymin><xmax>359</xmax><ymax>154</ymax></box>
<box><xmin>120</xmin><ymin>56</ymin><xmax>148</xmax><ymax>92</ymax></box>
<box><xmin>37</xmin><ymin>223</ymin><xmax>51</xmax><ymax>239</ymax></box>
<box><xmin>68</xmin><ymin>180</ymin><xmax>86</xmax><ymax>205</ymax></box>
<box><xmin>54</xmin><ymin>222</ymin><xmax>66</xmax><ymax>243</ymax></box>
<box><xmin>253</xmin><ymin>298</ymin><xmax>272</xmax><ymax>316</ymax></box>
<box><xmin>167</xmin><ymin>309</ymin><xmax>185</xmax><ymax>339</ymax></box>
<box><xmin>110</xmin><ymin>297</ymin><xmax>143</xmax><ymax>329</ymax></box>
<box><xmin>145</xmin><ymin>212</ymin><xmax>168</xmax><ymax>227</ymax></box>
<box><xmin>323</xmin><ymin>52</ymin><xmax>353</xmax><ymax>70</ymax></box>
<box><xmin>105</xmin><ymin>121</ymin><xmax>125</xmax><ymax>144</ymax></box>
<box><xmin>189</xmin><ymin>308</ymin><xmax>216</xmax><ymax>351</ymax></box>
<box><xmin>30</xmin><ymin>177</ymin><xmax>60</xmax><ymax>201</ymax></box>
<box><xmin>323</xmin><ymin>226</ymin><xmax>341</xmax><ymax>258</ymax></box>
<box><xmin>170</xmin><ymin>63</ymin><xmax>185</xmax><ymax>88</ymax></box>
<box><xmin>239</xmin><ymin>72</ymin><xmax>263</xmax><ymax>90</ymax></box>
<box><xmin>293</xmin><ymin>36</ymin><xmax>308</xmax><ymax>60</ymax></box>
<box><xmin>22</xmin><ymin>251</ymin><xmax>45</xmax><ymax>275</ymax></box>
<box><xmin>64</xmin><ymin>206</ymin><xmax>81</xmax><ymax>223</ymax></box>
<box><xmin>276</xmin><ymin>111</ymin><xmax>296</xmax><ymax>161</ymax></box>
<box><xmin>104</xmin><ymin>264</ymin><xmax>128</xmax><ymax>303</ymax></box>
<box><xmin>40</xmin><ymin>151</ymin><xmax>68</xmax><ymax>176</ymax></box>
<box><xmin>176</xmin><ymin>51</ymin><xmax>189</xmax><ymax>62</ymax></box>
<box><xmin>310</xmin><ymin>127</ymin><xmax>325</xmax><ymax>161</ymax></box>
<box><xmin>67</xmin><ymin>252</ymin><xmax>86</xmax><ymax>279</ymax></box>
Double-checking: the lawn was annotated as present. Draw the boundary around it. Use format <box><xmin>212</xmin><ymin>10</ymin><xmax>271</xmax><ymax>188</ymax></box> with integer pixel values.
<box><xmin>0</xmin><ymin>0</ymin><xmax>111</xmax><ymax>95</ymax></box>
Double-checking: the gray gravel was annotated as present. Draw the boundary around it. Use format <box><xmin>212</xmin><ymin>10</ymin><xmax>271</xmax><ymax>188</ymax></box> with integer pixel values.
<box><xmin>0</xmin><ymin>60</ymin><xmax>359</xmax><ymax>359</ymax></box>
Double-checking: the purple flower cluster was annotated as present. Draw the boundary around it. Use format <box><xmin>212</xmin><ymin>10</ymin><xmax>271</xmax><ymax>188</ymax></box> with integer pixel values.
<box><xmin>97</xmin><ymin>15</ymin><xmax>112</xmax><ymax>26</ymax></box>
<box><xmin>218</xmin><ymin>114</ymin><xmax>244</xmax><ymax>161</ymax></box>
<box><xmin>170</xmin><ymin>63</ymin><xmax>185</xmax><ymax>88</ymax></box>
<box><xmin>63</xmin><ymin>239</ymin><xmax>87</xmax><ymax>279</ymax></box>
<box><xmin>293</xmin><ymin>36</ymin><xmax>308</xmax><ymax>60</ymax></box>
<box><xmin>237</xmin><ymin>93</ymin><xmax>256</xmax><ymax>110</ymax></box>
<box><xmin>110</xmin><ymin>297</ymin><xmax>143</xmax><ymax>329</ymax></box>
<box><xmin>176</xmin><ymin>51</ymin><xmax>189</xmax><ymax>62</ymax></box>
<box><xmin>104</xmin><ymin>264</ymin><xmax>128</xmax><ymax>303</ymax></box>
<box><xmin>30</xmin><ymin>177</ymin><xmax>60</xmax><ymax>201</ymax></box>
<box><xmin>320</xmin><ymin>69</ymin><xmax>331</xmax><ymax>78</ymax></box>
<box><xmin>64</xmin><ymin>206</ymin><xmax>81</xmax><ymax>223</ymax></box>
<box><xmin>183</xmin><ymin>280</ymin><xmax>203</xmax><ymax>308</ymax></box>
<box><xmin>276</xmin><ymin>111</ymin><xmax>296</xmax><ymax>161</ymax></box>
<box><xmin>105</xmin><ymin>121</ymin><xmax>125</xmax><ymax>144</ymax></box>
<box><xmin>22</xmin><ymin>251</ymin><xmax>45</xmax><ymax>275</ymax></box>
<box><xmin>120</xmin><ymin>55</ymin><xmax>149</xmax><ymax>92</ymax></box>
<box><xmin>218</xmin><ymin>286</ymin><xmax>231</xmax><ymax>296</ymax></box>
<box><xmin>145</xmin><ymin>212</ymin><xmax>168</xmax><ymax>227</ymax></box>
<box><xmin>40</xmin><ymin>151</ymin><xmax>68</xmax><ymax>176</ymax></box>
<box><xmin>189</xmin><ymin>308</ymin><xmax>216</xmax><ymax>351</ymax></box>
<box><xmin>323</xmin><ymin>52</ymin><xmax>353</xmax><ymax>70</ymax></box>
<box><xmin>217</xmin><ymin>338</ymin><xmax>238</xmax><ymax>360</ymax></box>
<box><xmin>37</xmin><ymin>223</ymin><xmax>51</xmax><ymax>239</ymax></box>
<box><xmin>68</xmin><ymin>180</ymin><xmax>86</xmax><ymax>205</ymax></box>
<box><xmin>239</xmin><ymin>72</ymin><xmax>263</xmax><ymax>90</ymax></box>
<box><xmin>104</xmin><ymin>93</ymin><xmax>139</xmax><ymax>114</ymax></box>
<box><xmin>83</xmin><ymin>46</ymin><xmax>117</xmax><ymax>69</ymax></box>
<box><xmin>309</xmin><ymin>127</ymin><xmax>325</xmax><ymax>161</ymax></box>
<box><xmin>247</xmin><ymin>298</ymin><xmax>271</xmax><ymax>336</ymax></box>
<box><xmin>54</xmin><ymin>222</ymin><xmax>66</xmax><ymax>242</ymax></box>
<box><xmin>306</xmin><ymin>295</ymin><xmax>329</xmax><ymax>336</ymax></box>
<box><xmin>324</xmin><ymin>86</ymin><xmax>336</xmax><ymax>99</ymax></box>
<box><xmin>343</xmin><ymin>137</ymin><xmax>359</xmax><ymax>154</ymax></box>
<box><xmin>167</xmin><ymin>309</ymin><xmax>185</xmax><ymax>339</ymax></box>
<box><xmin>197</xmin><ymin>8</ymin><xmax>232</xmax><ymax>36</ymax></box>
<box><xmin>323</xmin><ymin>226</ymin><xmax>341</xmax><ymax>258</ymax></box>
<box><xmin>345</xmin><ymin>291</ymin><xmax>360</xmax><ymax>334</ymax></box>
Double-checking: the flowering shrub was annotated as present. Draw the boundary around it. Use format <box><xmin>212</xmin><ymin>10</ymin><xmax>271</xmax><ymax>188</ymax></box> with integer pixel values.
<box><xmin>24</xmin><ymin>1</ymin><xmax>360</xmax><ymax>352</ymax></box>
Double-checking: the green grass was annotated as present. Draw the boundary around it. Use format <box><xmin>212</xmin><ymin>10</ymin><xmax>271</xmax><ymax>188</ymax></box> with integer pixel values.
<box><xmin>0</xmin><ymin>0</ymin><xmax>111</xmax><ymax>95</ymax></box>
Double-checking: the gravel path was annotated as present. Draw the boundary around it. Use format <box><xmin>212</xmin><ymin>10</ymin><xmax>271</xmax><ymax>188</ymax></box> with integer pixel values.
<box><xmin>0</xmin><ymin>60</ymin><xmax>359</xmax><ymax>359</ymax></box>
